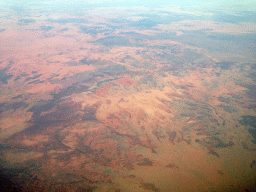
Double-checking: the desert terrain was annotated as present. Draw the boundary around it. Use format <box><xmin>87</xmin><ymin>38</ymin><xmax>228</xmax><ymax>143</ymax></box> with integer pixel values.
<box><xmin>0</xmin><ymin>4</ymin><xmax>256</xmax><ymax>192</ymax></box>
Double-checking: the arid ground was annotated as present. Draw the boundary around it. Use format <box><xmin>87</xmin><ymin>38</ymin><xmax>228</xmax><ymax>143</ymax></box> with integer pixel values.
<box><xmin>0</xmin><ymin>3</ymin><xmax>256</xmax><ymax>192</ymax></box>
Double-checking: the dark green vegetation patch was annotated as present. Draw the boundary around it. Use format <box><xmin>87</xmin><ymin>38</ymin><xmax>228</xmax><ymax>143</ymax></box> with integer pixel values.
<box><xmin>40</xmin><ymin>26</ymin><xmax>54</xmax><ymax>31</ymax></box>
<box><xmin>240</xmin><ymin>115</ymin><xmax>256</xmax><ymax>143</ymax></box>
<box><xmin>95</xmin><ymin>36</ymin><xmax>131</xmax><ymax>47</ymax></box>
<box><xmin>0</xmin><ymin>68</ymin><xmax>13</xmax><ymax>84</ymax></box>
<box><xmin>18</xmin><ymin>19</ymin><xmax>36</xmax><ymax>25</ymax></box>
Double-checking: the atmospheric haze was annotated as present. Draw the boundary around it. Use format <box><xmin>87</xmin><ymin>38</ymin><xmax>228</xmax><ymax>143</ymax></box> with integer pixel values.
<box><xmin>0</xmin><ymin>0</ymin><xmax>256</xmax><ymax>192</ymax></box>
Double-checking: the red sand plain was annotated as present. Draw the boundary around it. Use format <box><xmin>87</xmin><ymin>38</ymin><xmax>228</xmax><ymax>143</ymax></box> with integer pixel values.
<box><xmin>0</xmin><ymin>11</ymin><xmax>256</xmax><ymax>192</ymax></box>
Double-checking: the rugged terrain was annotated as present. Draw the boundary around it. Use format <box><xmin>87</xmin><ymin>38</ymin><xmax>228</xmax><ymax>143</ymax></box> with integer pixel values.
<box><xmin>0</xmin><ymin>6</ymin><xmax>256</xmax><ymax>192</ymax></box>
